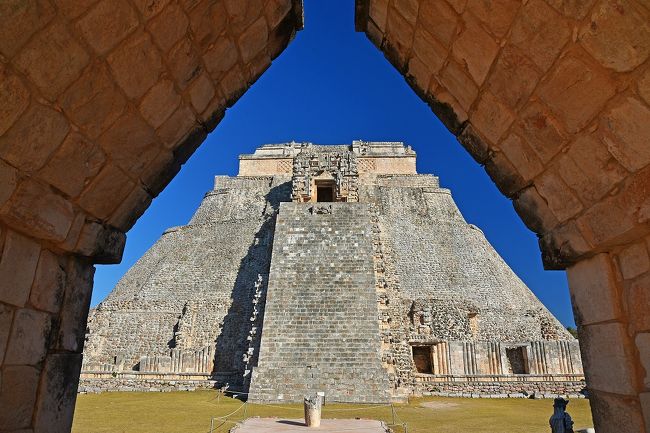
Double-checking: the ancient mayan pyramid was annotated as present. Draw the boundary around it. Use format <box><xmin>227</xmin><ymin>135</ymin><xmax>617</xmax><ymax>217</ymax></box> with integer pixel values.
<box><xmin>82</xmin><ymin>141</ymin><xmax>584</xmax><ymax>402</ymax></box>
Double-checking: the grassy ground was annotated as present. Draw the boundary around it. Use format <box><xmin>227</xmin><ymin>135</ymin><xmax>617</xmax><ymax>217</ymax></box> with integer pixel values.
<box><xmin>72</xmin><ymin>391</ymin><xmax>593</xmax><ymax>433</ymax></box>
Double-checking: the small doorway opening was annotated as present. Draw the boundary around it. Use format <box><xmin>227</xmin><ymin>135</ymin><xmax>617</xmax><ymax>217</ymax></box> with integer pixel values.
<box><xmin>506</xmin><ymin>346</ymin><xmax>529</xmax><ymax>374</ymax></box>
<box><xmin>412</xmin><ymin>345</ymin><xmax>433</xmax><ymax>374</ymax></box>
<box><xmin>316</xmin><ymin>182</ymin><xmax>335</xmax><ymax>202</ymax></box>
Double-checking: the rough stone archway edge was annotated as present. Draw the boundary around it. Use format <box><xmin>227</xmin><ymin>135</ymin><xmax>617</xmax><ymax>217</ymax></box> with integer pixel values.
<box><xmin>0</xmin><ymin>1</ymin><xmax>303</xmax><ymax>431</ymax></box>
<box><xmin>355</xmin><ymin>1</ymin><xmax>650</xmax><ymax>432</ymax></box>
<box><xmin>0</xmin><ymin>0</ymin><xmax>647</xmax><ymax>432</ymax></box>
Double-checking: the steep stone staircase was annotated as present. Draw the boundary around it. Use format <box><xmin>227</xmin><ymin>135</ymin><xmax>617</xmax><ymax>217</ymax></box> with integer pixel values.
<box><xmin>248</xmin><ymin>202</ymin><xmax>390</xmax><ymax>403</ymax></box>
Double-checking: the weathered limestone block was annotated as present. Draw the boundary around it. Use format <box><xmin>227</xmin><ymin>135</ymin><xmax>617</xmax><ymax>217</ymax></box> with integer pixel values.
<box><xmin>139</xmin><ymin>80</ymin><xmax>182</xmax><ymax>129</ymax></box>
<box><xmin>618</xmin><ymin>241</ymin><xmax>650</xmax><ymax>281</ymax></box>
<box><xmin>14</xmin><ymin>21</ymin><xmax>89</xmax><ymax>101</ymax></box>
<box><xmin>60</xmin><ymin>62</ymin><xmax>128</xmax><ymax>140</ymax></box>
<box><xmin>568</xmin><ymin>254</ymin><xmax>623</xmax><ymax>326</ymax></box>
<box><xmin>588</xmin><ymin>391</ymin><xmax>646</xmax><ymax>433</ymax></box>
<box><xmin>40</xmin><ymin>133</ymin><xmax>107</xmax><ymax>199</ymax></box>
<box><xmin>0</xmin><ymin>4</ymin><xmax>304</xmax><ymax>432</ymax></box>
<box><xmin>601</xmin><ymin>96</ymin><xmax>650</xmax><ymax>172</ymax></box>
<box><xmin>56</xmin><ymin>259</ymin><xmax>94</xmax><ymax>353</ymax></box>
<box><xmin>636</xmin><ymin>333</ymin><xmax>650</xmax><ymax>388</ymax></box>
<box><xmin>579</xmin><ymin>322</ymin><xmax>638</xmax><ymax>396</ymax></box>
<box><xmin>76</xmin><ymin>0</ymin><xmax>139</xmax><ymax>56</ymax></box>
<box><xmin>625</xmin><ymin>273</ymin><xmax>650</xmax><ymax>333</ymax></box>
<box><xmin>2</xmin><ymin>180</ymin><xmax>75</xmax><ymax>243</ymax></box>
<box><xmin>579</xmin><ymin>0</ymin><xmax>650</xmax><ymax>73</ymax></box>
<box><xmin>0</xmin><ymin>230</ymin><xmax>41</xmax><ymax>307</ymax></box>
<box><xmin>0</xmin><ymin>103</ymin><xmax>69</xmax><ymax>173</ymax></box>
<box><xmin>304</xmin><ymin>395</ymin><xmax>322</xmax><ymax>427</ymax></box>
<box><xmin>451</xmin><ymin>12</ymin><xmax>498</xmax><ymax>86</ymax></box>
<box><xmin>0</xmin><ymin>68</ymin><xmax>30</xmax><ymax>137</ymax></box>
<box><xmin>539</xmin><ymin>55</ymin><xmax>616</xmax><ymax>133</ymax></box>
<box><xmin>0</xmin><ymin>365</ymin><xmax>40</xmax><ymax>430</ymax></box>
<box><xmin>33</xmin><ymin>354</ymin><xmax>83</xmax><ymax>433</ymax></box>
<box><xmin>0</xmin><ymin>303</ymin><xmax>12</xmax><ymax>361</ymax></box>
<box><xmin>4</xmin><ymin>308</ymin><xmax>52</xmax><ymax>366</ymax></box>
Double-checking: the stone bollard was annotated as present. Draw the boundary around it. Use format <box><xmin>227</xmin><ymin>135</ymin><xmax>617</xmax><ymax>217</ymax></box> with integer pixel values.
<box><xmin>304</xmin><ymin>395</ymin><xmax>322</xmax><ymax>427</ymax></box>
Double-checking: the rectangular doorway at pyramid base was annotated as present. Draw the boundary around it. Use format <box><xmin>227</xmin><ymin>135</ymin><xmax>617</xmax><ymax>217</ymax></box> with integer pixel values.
<box><xmin>406</xmin><ymin>340</ymin><xmax>585</xmax><ymax>398</ymax></box>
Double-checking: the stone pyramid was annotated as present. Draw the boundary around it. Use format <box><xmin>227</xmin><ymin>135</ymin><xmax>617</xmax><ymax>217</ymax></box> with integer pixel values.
<box><xmin>82</xmin><ymin>141</ymin><xmax>583</xmax><ymax>401</ymax></box>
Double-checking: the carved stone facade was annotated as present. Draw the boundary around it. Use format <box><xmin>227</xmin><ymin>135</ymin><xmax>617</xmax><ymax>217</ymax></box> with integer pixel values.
<box><xmin>82</xmin><ymin>142</ymin><xmax>583</xmax><ymax>402</ymax></box>
<box><xmin>291</xmin><ymin>147</ymin><xmax>359</xmax><ymax>203</ymax></box>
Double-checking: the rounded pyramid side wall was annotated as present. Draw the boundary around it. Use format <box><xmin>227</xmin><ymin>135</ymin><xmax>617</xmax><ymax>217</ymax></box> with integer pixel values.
<box><xmin>367</xmin><ymin>175</ymin><xmax>573</xmax><ymax>343</ymax></box>
<box><xmin>84</xmin><ymin>176</ymin><xmax>291</xmax><ymax>372</ymax></box>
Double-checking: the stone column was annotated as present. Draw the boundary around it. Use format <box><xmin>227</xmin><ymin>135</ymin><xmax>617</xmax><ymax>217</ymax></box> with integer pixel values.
<box><xmin>0</xmin><ymin>228</ymin><xmax>95</xmax><ymax>432</ymax></box>
<box><xmin>567</xmin><ymin>251</ymin><xmax>649</xmax><ymax>433</ymax></box>
<box><xmin>304</xmin><ymin>395</ymin><xmax>322</xmax><ymax>427</ymax></box>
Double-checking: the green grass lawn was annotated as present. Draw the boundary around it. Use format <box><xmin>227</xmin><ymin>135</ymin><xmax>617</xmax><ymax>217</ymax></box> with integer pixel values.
<box><xmin>72</xmin><ymin>391</ymin><xmax>593</xmax><ymax>433</ymax></box>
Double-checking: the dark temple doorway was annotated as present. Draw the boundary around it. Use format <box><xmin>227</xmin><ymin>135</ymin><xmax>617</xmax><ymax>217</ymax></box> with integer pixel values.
<box><xmin>413</xmin><ymin>346</ymin><xmax>433</xmax><ymax>374</ymax></box>
<box><xmin>316</xmin><ymin>184</ymin><xmax>335</xmax><ymax>202</ymax></box>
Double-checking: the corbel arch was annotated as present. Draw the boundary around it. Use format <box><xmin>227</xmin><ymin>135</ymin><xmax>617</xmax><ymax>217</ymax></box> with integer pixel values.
<box><xmin>0</xmin><ymin>1</ymin><xmax>648</xmax><ymax>432</ymax></box>
<box><xmin>0</xmin><ymin>1</ymin><xmax>302</xmax><ymax>430</ymax></box>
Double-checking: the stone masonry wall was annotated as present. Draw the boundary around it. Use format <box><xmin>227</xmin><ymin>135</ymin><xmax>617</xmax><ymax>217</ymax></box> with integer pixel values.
<box><xmin>1</xmin><ymin>0</ymin><xmax>646</xmax><ymax>429</ymax></box>
<box><xmin>359</xmin><ymin>174</ymin><xmax>577</xmax><ymax>395</ymax></box>
<box><xmin>79</xmin><ymin>377</ymin><xmax>217</xmax><ymax>394</ymax></box>
<box><xmin>0</xmin><ymin>2</ymin><xmax>303</xmax><ymax>427</ymax></box>
<box><xmin>354</xmin><ymin>5</ymin><xmax>650</xmax><ymax>428</ymax></box>
<box><xmin>83</xmin><ymin>176</ymin><xmax>291</xmax><ymax>381</ymax></box>
<box><xmin>416</xmin><ymin>381</ymin><xmax>587</xmax><ymax>399</ymax></box>
<box><xmin>368</xmin><ymin>175</ymin><xmax>571</xmax><ymax>341</ymax></box>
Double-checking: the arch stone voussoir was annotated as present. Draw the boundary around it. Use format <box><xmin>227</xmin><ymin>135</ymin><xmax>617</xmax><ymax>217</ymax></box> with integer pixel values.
<box><xmin>356</xmin><ymin>0</ymin><xmax>650</xmax><ymax>431</ymax></box>
<box><xmin>0</xmin><ymin>1</ymin><xmax>303</xmax><ymax>431</ymax></box>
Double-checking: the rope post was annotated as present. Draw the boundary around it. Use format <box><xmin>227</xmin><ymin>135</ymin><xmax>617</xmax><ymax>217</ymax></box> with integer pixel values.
<box><xmin>243</xmin><ymin>402</ymin><xmax>248</xmax><ymax>420</ymax></box>
<box><xmin>391</xmin><ymin>404</ymin><xmax>396</xmax><ymax>426</ymax></box>
<box><xmin>209</xmin><ymin>417</ymin><xmax>214</xmax><ymax>433</ymax></box>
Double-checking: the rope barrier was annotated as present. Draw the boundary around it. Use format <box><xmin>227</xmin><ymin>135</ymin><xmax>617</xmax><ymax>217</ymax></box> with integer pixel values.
<box><xmin>208</xmin><ymin>393</ymin><xmax>408</xmax><ymax>433</ymax></box>
<box><xmin>321</xmin><ymin>404</ymin><xmax>392</xmax><ymax>412</ymax></box>
<box><xmin>220</xmin><ymin>389</ymin><xmax>250</xmax><ymax>396</ymax></box>
<box><xmin>208</xmin><ymin>417</ymin><xmax>240</xmax><ymax>433</ymax></box>
<box><xmin>211</xmin><ymin>401</ymin><xmax>247</xmax><ymax>420</ymax></box>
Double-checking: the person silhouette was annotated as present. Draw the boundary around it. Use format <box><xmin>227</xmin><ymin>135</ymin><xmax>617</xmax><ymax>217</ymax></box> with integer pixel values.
<box><xmin>550</xmin><ymin>398</ymin><xmax>574</xmax><ymax>433</ymax></box>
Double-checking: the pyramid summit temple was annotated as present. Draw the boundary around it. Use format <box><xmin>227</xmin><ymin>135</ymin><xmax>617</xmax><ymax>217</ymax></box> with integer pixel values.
<box><xmin>81</xmin><ymin>141</ymin><xmax>584</xmax><ymax>401</ymax></box>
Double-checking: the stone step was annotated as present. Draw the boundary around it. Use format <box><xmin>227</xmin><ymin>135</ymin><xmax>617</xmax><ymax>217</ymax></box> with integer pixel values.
<box><xmin>249</xmin><ymin>203</ymin><xmax>390</xmax><ymax>403</ymax></box>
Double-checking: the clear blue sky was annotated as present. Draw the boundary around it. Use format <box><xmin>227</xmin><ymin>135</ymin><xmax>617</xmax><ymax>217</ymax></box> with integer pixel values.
<box><xmin>92</xmin><ymin>0</ymin><xmax>576</xmax><ymax>327</ymax></box>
